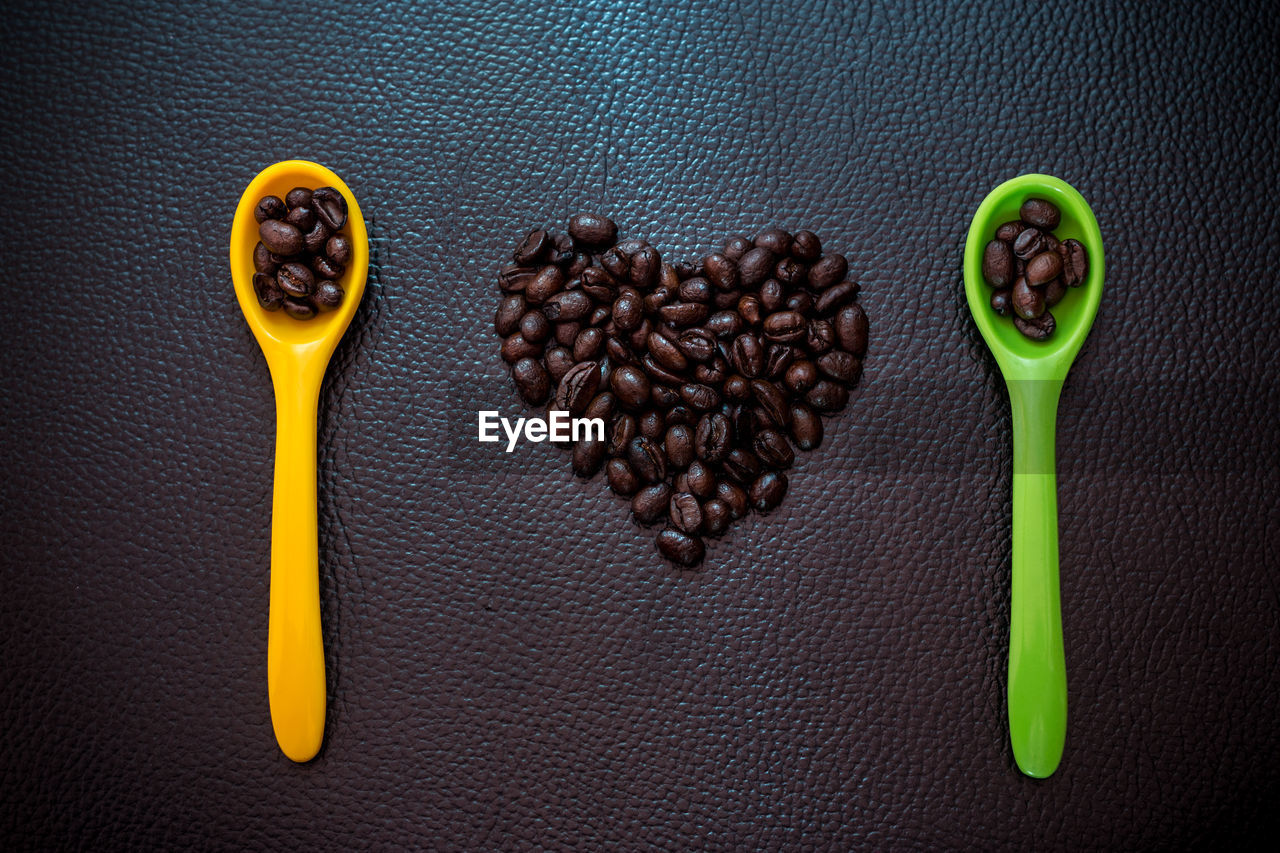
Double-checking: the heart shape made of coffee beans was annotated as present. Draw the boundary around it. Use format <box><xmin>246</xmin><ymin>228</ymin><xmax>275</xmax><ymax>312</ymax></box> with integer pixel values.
<box><xmin>494</xmin><ymin>216</ymin><xmax>868</xmax><ymax>567</ymax></box>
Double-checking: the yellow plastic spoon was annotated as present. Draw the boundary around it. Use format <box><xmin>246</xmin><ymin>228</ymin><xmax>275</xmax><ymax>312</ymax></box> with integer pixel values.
<box><xmin>229</xmin><ymin>160</ymin><xmax>368</xmax><ymax>762</ymax></box>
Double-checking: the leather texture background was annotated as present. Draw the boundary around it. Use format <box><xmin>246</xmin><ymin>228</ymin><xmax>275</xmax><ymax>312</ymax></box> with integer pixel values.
<box><xmin>2</xmin><ymin>0</ymin><xmax>1278</xmax><ymax>849</ymax></box>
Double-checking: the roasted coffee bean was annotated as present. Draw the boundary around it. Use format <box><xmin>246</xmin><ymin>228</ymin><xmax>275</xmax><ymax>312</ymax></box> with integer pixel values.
<box><xmin>572</xmin><ymin>438</ymin><xmax>606</xmax><ymax>477</ymax></box>
<box><xmin>647</xmin><ymin>332</ymin><xmax>689</xmax><ymax>372</ymax></box>
<box><xmin>253</xmin><ymin>242</ymin><xmax>279</xmax><ymax>275</ymax></box>
<box><xmin>807</xmin><ymin>254</ymin><xmax>848</xmax><ymax>290</ymax></box>
<box><xmin>314</xmin><ymin>280</ymin><xmax>343</xmax><ymax>311</ymax></box>
<box><xmin>639</xmin><ymin>409</ymin><xmax>666</xmax><ymax>440</ymax></box>
<box><xmin>573</xmin><ymin>327</ymin><xmax>606</xmax><ymax>361</ymax></box>
<box><xmin>723</xmin><ymin>236</ymin><xmax>752</xmax><ymax>261</ymax></box>
<box><xmin>568</xmin><ymin>213</ymin><xmax>618</xmax><ymax>247</ymax></box>
<box><xmin>310</xmin><ymin>187</ymin><xmax>347</xmax><ymax>231</ymax></box>
<box><xmin>706</xmin><ymin>311</ymin><xmax>743</xmax><ymax>339</ymax></box>
<box><xmin>785</xmin><ymin>360</ymin><xmax>818</xmax><ymax>394</ymax></box>
<box><xmin>583</xmin><ymin>391</ymin><xmax>615</xmax><ymax>422</ymax></box>
<box><xmin>566</xmin><ymin>252</ymin><xmax>591</xmax><ymax>277</ymax></box>
<box><xmin>754</xmin><ymin>430</ymin><xmax>795</xmax><ymax>470</ymax></box>
<box><xmin>610</xmin><ymin>364</ymin><xmax>651</xmax><ymax>410</ymax></box>
<box><xmin>285</xmin><ymin>204</ymin><xmax>316</xmax><ymax>232</ymax></box>
<box><xmin>519</xmin><ymin>310</ymin><xmax>550</xmax><ymax>344</ymax></box>
<box><xmin>666</xmin><ymin>404</ymin><xmax>694</xmax><ymax>426</ymax></box>
<box><xmin>628</xmin><ymin>317</ymin><xmax>655</xmax><ymax>353</ymax></box>
<box><xmin>612</xmin><ymin>291</ymin><xmax>643</xmax><ymax>330</ymax></box>
<box><xmin>1026</xmin><ymin>251</ymin><xmax>1063</xmax><ymax>286</ymax></box>
<box><xmin>277</xmin><ymin>262</ymin><xmax>315</xmax><ymax>297</ymax></box>
<box><xmin>995</xmin><ymin>220</ymin><xmax>1025</xmax><ymax>242</ymax></box>
<box><xmin>774</xmin><ymin>257</ymin><xmax>806</xmax><ymax>288</ymax></box>
<box><xmin>764</xmin><ymin>343</ymin><xmax>796</xmax><ymax>379</ymax></box>
<box><xmin>763</xmin><ymin>310</ymin><xmax>807</xmax><ymax>344</ymax></box>
<box><xmin>701</xmin><ymin>499</ymin><xmax>731</xmax><ymax>536</ymax></box>
<box><xmin>544</xmin><ymin>347</ymin><xmax>574</xmax><ymax>382</ymax></box>
<box><xmin>785</xmin><ymin>292</ymin><xmax>815</xmax><ymax>315</ymax></box>
<box><xmin>679</xmin><ymin>383</ymin><xmax>720</xmax><ymax>411</ymax></box>
<box><xmin>738</xmin><ymin>247</ymin><xmax>775</xmax><ymax>287</ymax></box>
<box><xmin>285</xmin><ymin>187</ymin><xmax>312</xmax><ymax>209</ymax></box>
<box><xmin>667</xmin><ymin>492</ymin><xmax>703</xmax><ymax>534</ymax></box>
<box><xmin>815</xmin><ymin>280</ymin><xmax>859</xmax><ymax>316</ymax></box>
<box><xmin>656</xmin><ymin>528</ymin><xmax>704</xmax><ymax>566</ymax></box>
<box><xmin>817</xmin><ymin>350</ymin><xmax>862</xmax><ymax>385</ymax></box>
<box><xmin>749</xmin><ymin>472</ymin><xmax>788</xmax><ymax>512</ymax></box>
<box><xmin>615</xmin><ymin>237</ymin><xmax>648</xmax><ymax>258</ymax></box>
<box><xmin>606</xmin><ymin>458</ymin><xmax>640</xmax><ymax>496</ymax></box>
<box><xmin>728</xmin><ymin>404</ymin><xmax>756</xmax><ymax>445</ymax></box>
<box><xmin>253</xmin><ymin>272</ymin><xmax>285</xmax><ymax>310</ymax></box>
<box><xmin>643</xmin><ymin>289</ymin><xmax>671</xmax><ymax>313</ymax></box>
<box><xmin>750</xmin><ymin>379</ymin><xmax>790</xmax><ymax>428</ymax></box>
<box><xmin>1044</xmin><ymin>277</ymin><xmax>1067</xmax><ymax>307</ymax></box>
<box><xmin>641</xmin><ymin>354</ymin><xmax>686</xmax><ymax>387</ymax></box>
<box><xmin>658</xmin><ymin>302</ymin><xmax>709</xmax><ymax>326</ymax></box>
<box><xmin>789</xmin><ymin>402</ymin><xmax>823</xmax><ymax>450</ymax></box>
<box><xmin>325</xmin><ymin>233</ymin><xmax>352</xmax><ymax>266</ymax></box>
<box><xmin>604</xmin><ymin>335</ymin><xmax>637</xmax><ymax>365</ymax></box>
<box><xmin>807</xmin><ymin>319</ymin><xmax>835</xmax><ymax>355</ymax></box>
<box><xmin>1059</xmin><ymin>238</ymin><xmax>1089</xmax><ymax>286</ymax></box>
<box><xmin>806</xmin><ymin>380</ymin><xmax>849</xmax><ymax>413</ymax></box>
<box><xmin>834</xmin><ymin>304</ymin><xmax>868</xmax><ymax>355</ymax></box>
<box><xmin>791</xmin><ymin>229</ymin><xmax>821</xmax><ymax>261</ymax></box>
<box><xmin>582</xmin><ymin>265</ymin><xmax>618</xmax><ymax>291</ymax></box>
<box><xmin>678</xmin><ymin>276</ymin><xmax>713</xmax><ymax>304</ymax></box>
<box><xmin>715</xmin><ymin>480</ymin><xmax>749</xmax><ymax>519</ymax></box>
<box><xmin>737</xmin><ymin>295</ymin><xmax>763</xmax><ymax>327</ymax></box>
<box><xmin>543</xmin><ymin>290</ymin><xmax>593</xmax><ymax>322</ymax></box>
<box><xmin>663</xmin><ymin>424</ymin><xmax>695</xmax><ymax>469</ymax></box>
<box><xmin>694</xmin><ymin>411</ymin><xmax>731</xmax><ymax>462</ymax></box>
<box><xmin>651</xmin><ymin>383</ymin><xmax>681</xmax><ymax>409</ymax></box>
<box><xmin>1013</xmin><ymin>227</ymin><xmax>1048</xmax><ymax>260</ymax></box>
<box><xmin>282</xmin><ymin>297</ymin><xmax>316</xmax><ymax>320</ymax></box>
<box><xmin>982</xmin><ymin>239</ymin><xmax>1015</xmax><ymax>287</ymax></box>
<box><xmin>303</xmin><ymin>219</ymin><xmax>331</xmax><ymax>254</ymax></box>
<box><xmin>672</xmin><ymin>329</ymin><xmax>716</xmax><ymax>362</ymax></box>
<box><xmin>627</xmin><ymin>436</ymin><xmax>667</xmax><ymax>484</ymax></box>
<box><xmin>629</xmin><ymin>246</ymin><xmax>661</xmax><ymax>289</ymax></box>
<box><xmin>693</xmin><ymin>358</ymin><xmax>728</xmax><ymax>388</ymax></box>
<box><xmin>1011</xmin><ymin>275</ymin><xmax>1045</xmax><ymax>320</ymax></box>
<box><xmin>758</xmin><ymin>279</ymin><xmax>785</xmax><ymax>313</ymax></box>
<box><xmin>525</xmin><ymin>266</ymin><xmax>565</xmax><ymax>304</ymax></box>
<box><xmin>632</xmin><ymin>483</ymin><xmax>673</xmax><ymax>524</ymax></box>
<box><xmin>555</xmin><ymin>320</ymin><xmax>582</xmax><ymax>347</ymax></box>
<box><xmin>684</xmin><ymin>460</ymin><xmax>717</xmax><ymax>499</ymax></box>
<box><xmin>1014</xmin><ymin>310</ymin><xmax>1056</xmax><ymax>340</ymax></box>
<box><xmin>720</xmin><ymin>447</ymin><xmax>761</xmax><ymax>485</ymax></box>
<box><xmin>514</xmin><ymin>229</ymin><xmax>551</xmax><ymax>265</ymax></box>
<box><xmin>607</xmin><ymin>414</ymin><xmax>638</xmax><ymax>456</ymax></box>
<box><xmin>254</xmin><ymin>195</ymin><xmax>286</xmax><ymax>223</ymax></box>
<box><xmin>588</xmin><ymin>305</ymin><xmax>612</xmax><ymax>327</ymax></box>
<box><xmin>1020</xmin><ymin>197</ymin><xmax>1060</xmax><ymax>230</ymax></box>
<box><xmin>599</xmin><ymin>247</ymin><xmax>629</xmax><ymax>279</ymax></box>
<box><xmin>990</xmin><ymin>288</ymin><xmax>1013</xmax><ymax>316</ymax></box>
<box><xmin>731</xmin><ymin>334</ymin><xmax>765</xmax><ymax>378</ymax></box>
<box><xmin>259</xmin><ymin>219</ymin><xmax>303</xmax><ymax>256</ymax></box>
<box><xmin>498</xmin><ymin>263</ymin><xmax>538</xmax><ymax>293</ymax></box>
<box><xmin>702</xmin><ymin>253</ymin><xmax>739</xmax><ymax>291</ymax></box>
<box><xmin>312</xmin><ymin>255</ymin><xmax>343</xmax><ymax>281</ymax></box>
<box><xmin>511</xmin><ymin>357</ymin><xmax>551</xmax><ymax>405</ymax></box>
<box><xmin>723</xmin><ymin>374</ymin><xmax>751</xmax><ymax>401</ymax></box>
<box><xmin>754</xmin><ymin>227</ymin><xmax>792</xmax><ymax>256</ymax></box>
<box><xmin>555</xmin><ymin>360</ymin><xmax>601</xmax><ymax>415</ymax></box>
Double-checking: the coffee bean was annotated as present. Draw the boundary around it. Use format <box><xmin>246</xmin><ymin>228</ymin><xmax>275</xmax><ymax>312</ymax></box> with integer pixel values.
<box><xmin>572</xmin><ymin>327</ymin><xmax>605</xmax><ymax>361</ymax></box>
<box><xmin>1059</xmin><ymin>238</ymin><xmax>1089</xmax><ymax>286</ymax></box>
<box><xmin>723</xmin><ymin>236</ymin><xmax>752</xmax><ymax>261</ymax></box>
<box><xmin>702</xmin><ymin>253</ymin><xmax>739</xmax><ymax>291</ymax></box>
<box><xmin>627</xmin><ymin>436</ymin><xmax>667</xmax><ymax>484</ymax></box>
<box><xmin>259</xmin><ymin>219</ymin><xmax>303</xmax><ymax>256</ymax></box>
<box><xmin>312</xmin><ymin>255</ymin><xmax>343</xmax><ymax>281</ymax></box>
<box><xmin>607</xmin><ymin>414</ymin><xmax>637</xmax><ymax>456</ymax></box>
<box><xmin>615</xmin><ymin>238</ymin><xmax>648</xmax><ymax>258</ymax></box>
<box><xmin>498</xmin><ymin>264</ymin><xmax>538</xmax><ymax>293</ymax></box>
<box><xmin>277</xmin><ymin>262</ymin><xmax>315</xmax><ymax>297</ymax></box>
<box><xmin>784</xmin><ymin>360</ymin><xmax>818</xmax><ymax>395</ymax></box>
<box><xmin>774</xmin><ymin>257</ymin><xmax>806</xmax><ymax>288</ymax></box>
<box><xmin>1044</xmin><ymin>277</ymin><xmax>1066</xmax><ymax>307</ymax></box>
<box><xmin>611</xmin><ymin>291</ymin><xmax>642</xmax><ymax>330</ymax></box>
<box><xmin>285</xmin><ymin>204</ymin><xmax>316</xmax><ymax>232</ymax></box>
<box><xmin>731</xmin><ymin>334</ymin><xmax>765</xmax><ymax>378</ymax></box>
<box><xmin>583</xmin><ymin>391</ymin><xmax>615</xmax><ymax>422</ymax></box>
<box><xmin>656</xmin><ymin>528</ymin><xmax>704</xmax><ymax>566</ymax></box>
<box><xmin>311</xmin><ymin>187</ymin><xmax>347</xmax><ymax>231</ymax></box>
<box><xmin>314</xmin><ymin>280</ymin><xmax>343</xmax><ymax>311</ymax></box>
<box><xmin>495</xmin><ymin>296</ymin><xmax>526</xmax><ymax>337</ymax></box>
<box><xmin>525</xmin><ymin>266</ymin><xmax>566</xmax><ymax>305</ymax></box>
<box><xmin>572</xmin><ymin>438</ymin><xmax>607</xmax><ymax>477</ymax></box>
<box><xmin>610</xmin><ymin>364</ymin><xmax>651</xmax><ymax>410</ymax></box>
<box><xmin>303</xmin><ymin>219</ymin><xmax>331</xmax><ymax>254</ymax></box>
<box><xmin>754</xmin><ymin>227</ymin><xmax>792</xmax><ymax>256</ymax></box>
<box><xmin>628</xmin><ymin>318</ymin><xmax>654</xmax><ymax>353</ymax></box>
<box><xmin>807</xmin><ymin>319</ymin><xmax>836</xmax><ymax>355</ymax></box>
<box><xmin>253</xmin><ymin>242</ymin><xmax>279</xmax><ymax>275</ymax></box>
<box><xmin>694</xmin><ymin>411</ymin><xmax>731</xmax><ymax>462</ymax></box>
<box><xmin>815</xmin><ymin>280</ymin><xmax>859</xmax><ymax>316</ymax></box>
<box><xmin>738</xmin><ymin>247</ymin><xmax>775</xmax><ymax>288</ymax></box>
<box><xmin>834</xmin><ymin>304</ymin><xmax>868</xmax><ymax>355</ymax></box>
<box><xmin>674</xmin><ymin>329</ymin><xmax>716</xmax><ymax>362</ymax></box>
<box><xmin>995</xmin><ymin>220</ymin><xmax>1025</xmax><ymax>242</ymax></box>
<box><xmin>983</xmin><ymin>239</ymin><xmax>1014</xmax><ymax>287</ymax></box>
<box><xmin>555</xmin><ymin>320</ymin><xmax>582</xmax><ymax>347</ymax></box>
<box><xmin>641</xmin><ymin>354</ymin><xmax>685</xmax><ymax>387</ymax></box>
<box><xmin>817</xmin><ymin>350</ymin><xmax>862</xmax><ymax>385</ymax></box>
<box><xmin>715</xmin><ymin>480</ymin><xmax>749</xmax><ymax>518</ymax></box>
<box><xmin>791</xmin><ymin>230</ymin><xmax>821</xmax><ymax>261</ymax></box>
<box><xmin>720</xmin><ymin>448</ymin><xmax>761</xmax><ymax>485</ymax></box>
<box><xmin>990</xmin><ymin>288</ymin><xmax>1013</xmax><ymax>316</ymax></box>
<box><xmin>664</xmin><ymin>424</ymin><xmax>695</xmax><ymax>469</ymax></box>
<box><xmin>520</xmin><ymin>310</ymin><xmax>550</xmax><ymax>344</ymax></box>
<box><xmin>706</xmin><ymin>311</ymin><xmax>743</xmax><ymax>339</ymax></box>
<box><xmin>658</xmin><ymin>302</ymin><xmax>709</xmax><ymax>326</ymax></box>
<box><xmin>325</xmin><ymin>233</ymin><xmax>352</xmax><ymax>266</ymax></box>
<box><xmin>764</xmin><ymin>343</ymin><xmax>796</xmax><ymax>379</ymax></box>
<box><xmin>568</xmin><ymin>213</ymin><xmax>618</xmax><ymax>247</ymax></box>
<box><xmin>253</xmin><ymin>272</ymin><xmax>285</xmax><ymax>310</ymax></box>
<box><xmin>640</xmin><ymin>411</ymin><xmax>667</xmax><ymax>442</ymax></box>
<box><xmin>606</xmin><ymin>458</ymin><xmax>640</xmax><ymax>496</ymax></box>
<box><xmin>754</xmin><ymin>429</ymin><xmax>795</xmax><ymax>470</ymax></box>
<box><xmin>1014</xmin><ymin>310</ymin><xmax>1056</xmax><ymax>340</ymax></box>
<box><xmin>632</xmin><ymin>483</ymin><xmax>673</xmax><ymax>524</ymax></box>
<box><xmin>500</xmin><ymin>335</ymin><xmax>540</xmax><ymax>365</ymax></box>
<box><xmin>600</xmin><ymin>247</ymin><xmax>630</xmax><ymax>279</ymax></box>
<box><xmin>789</xmin><ymin>402</ymin><xmax>823</xmax><ymax>450</ymax></box>
<box><xmin>701</xmin><ymin>499</ymin><xmax>731</xmax><ymax>536</ymax></box>
<box><xmin>285</xmin><ymin>187</ymin><xmax>312</xmax><ymax>209</ymax></box>
<box><xmin>514</xmin><ymin>229</ymin><xmax>551</xmax><ymax>265</ymax></box>
<box><xmin>254</xmin><ymin>195</ymin><xmax>286</xmax><ymax>223</ymax></box>
<box><xmin>555</xmin><ymin>360</ymin><xmax>601</xmax><ymax>415</ymax></box>
<box><xmin>282</xmin><ymin>297</ymin><xmax>316</xmax><ymax>320</ymax></box>
<box><xmin>684</xmin><ymin>460</ymin><xmax>717</xmax><ymax>499</ymax></box>
<box><xmin>647</xmin><ymin>332</ymin><xmax>689</xmax><ymax>372</ymax></box>
<box><xmin>750</xmin><ymin>379</ymin><xmax>790</xmax><ymax>429</ymax></box>
<box><xmin>762</xmin><ymin>310</ymin><xmax>807</xmax><ymax>343</ymax></box>
<box><xmin>512</xmin><ymin>357</ymin><xmax>551</xmax><ymax>405</ymax></box>
<box><xmin>1013</xmin><ymin>227</ymin><xmax>1048</xmax><ymax>260</ymax></box>
<box><xmin>737</xmin><ymin>295</ymin><xmax>763</xmax><ymax>327</ymax></box>
<box><xmin>605</xmin><ymin>335</ymin><xmax>637</xmax><ymax>365</ymax></box>
<box><xmin>807</xmin><ymin>254</ymin><xmax>848</xmax><ymax>290</ymax></box>
<box><xmin>1020</xmin><ymin>197</ymin><xmax>1060</xmax><ymax>230</ymax></box>
<box><xmin>806</xmin><ymin>380</ymin><xmax>849</xmax><ymax>413</ymax></box>
<box><xmin>666</xmin><ymin>492</ymin><xmax>702</xmax><ymax>534</ymax></box>
<box><xmin>758</xmin><ymin>279</ymin><xmax>785</xmax><ymax>313</ymax></box>
<box><xmin>749</xmin><ymin>472</ymin><xmax>788</xmax><ymax>512</ymax></box>
<box><xmin>1026</xmin><ymin>251</ymin><xmax>1063</xmax><ymax>286</ymax></box>
<box><xmin>543</xmin><ymin>290</ymin><xmax>593</xmax><ymax>322</ymax></box>
<box><xmin>630</xmin><ymin>246</ymin><xmax>661</xmax><ymax>289</ymax></box>
<box><xmin>1012</xmin><ymin>275</ymin><xmax>1045</xmax><ymax>320</ymax></box>
<box><xmin>679</xmin><ymin>383</ymin><xmax>720</xmax><ymax>411</ymax></box>
<box><xmin>678</xmin><ymin>277</ymin><xmax>713</xmax><ymax>304</ymax></box>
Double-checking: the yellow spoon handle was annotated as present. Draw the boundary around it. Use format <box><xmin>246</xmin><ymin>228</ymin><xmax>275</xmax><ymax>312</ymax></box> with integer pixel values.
<box><xmin>266</xmin><ymin>358</ymin><xmax>326</xmax><ymax>762</ymax></box>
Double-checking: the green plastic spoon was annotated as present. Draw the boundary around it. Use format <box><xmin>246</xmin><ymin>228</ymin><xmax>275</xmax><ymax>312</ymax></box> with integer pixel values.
<box><xmin>963</xmin><ymin>174</ymin><xmax>1104</xmax><ymax>778</ymax></box>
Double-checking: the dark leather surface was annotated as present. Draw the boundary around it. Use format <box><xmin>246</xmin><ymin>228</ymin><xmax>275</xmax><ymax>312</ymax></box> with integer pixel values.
<box><xmin>2</xmin><ymin>0</ymin><xmax>1278</xmax><ymax>849</ymax></box>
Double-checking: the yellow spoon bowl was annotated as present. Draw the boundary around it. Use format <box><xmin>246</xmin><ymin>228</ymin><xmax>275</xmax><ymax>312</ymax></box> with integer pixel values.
<box><xmin>230</xmin><ymin>160</ymin><xmax>368</xmax><ymax>762</ymax></box>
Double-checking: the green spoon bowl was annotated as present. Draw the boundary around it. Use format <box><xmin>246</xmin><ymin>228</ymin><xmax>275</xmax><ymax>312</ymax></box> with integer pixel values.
<box><xmin>963</xmin><ymin>174</ymin><xmax>1105</xmax><ymax>778</ymax></box>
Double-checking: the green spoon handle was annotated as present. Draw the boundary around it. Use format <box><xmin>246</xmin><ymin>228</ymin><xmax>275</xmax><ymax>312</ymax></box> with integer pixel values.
<box><xmin>1007</xmin><ymin>377</ymin><xmax>1067</xmax><ymax>778</ymax></box>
